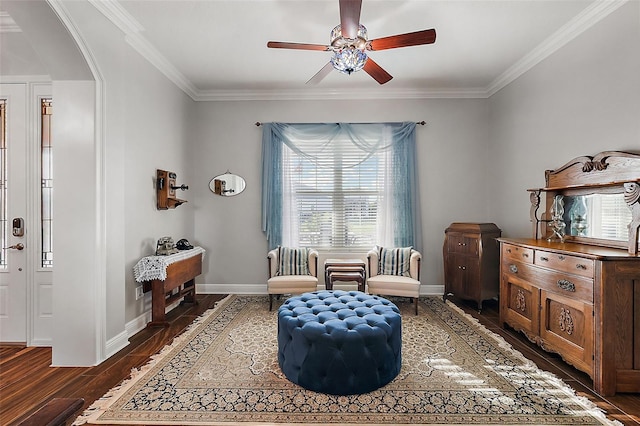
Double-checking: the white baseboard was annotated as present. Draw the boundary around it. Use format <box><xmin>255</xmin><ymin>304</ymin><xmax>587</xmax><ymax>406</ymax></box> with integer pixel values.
<box><xmin>126</xmin><ymin>310</ymin><xmax>151</xmax><ymax>338</ymax></box>
<box><xmin>105</xmin><ymin>329</ymin><xmax>129</xmax><ymax>359</ymax></box>
<box><xmin>30</xmin><ymin>338</ymin><xmax>52</xmax><ymax>347</ymax></box>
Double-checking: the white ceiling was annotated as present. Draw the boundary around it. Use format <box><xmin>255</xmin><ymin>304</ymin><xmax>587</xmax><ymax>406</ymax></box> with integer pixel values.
<box><xmin>1</xmin><ymin>0</ymin><xmax>627</xmax><ymax>100</ymax></box>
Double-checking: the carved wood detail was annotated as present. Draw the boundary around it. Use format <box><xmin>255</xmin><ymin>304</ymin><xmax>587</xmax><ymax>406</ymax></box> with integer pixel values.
<box><xmin>559</xmin><ymin>307</ymin><xmax>574</xmax><ymax>335</ymax></box>
<box><xmin>516</xmin><ymin>289</ymin><xmax>526</xmax><ymax>312</ymax></box>
<box><xmin>529</xmin><ymin>190</ymin><xmax>541</xmax><ymax>239</ymax></box>
<box><xmin>581</xmin><ymin>158</ymin><xmax>609</xmax><ymax>172</ymax></box>
<box><xmin>625</xmin><ymin>182</ymin><xmax>640</xmax><ymax>255</ymax></box>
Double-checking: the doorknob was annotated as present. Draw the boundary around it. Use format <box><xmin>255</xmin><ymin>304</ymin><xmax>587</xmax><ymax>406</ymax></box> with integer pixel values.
<box><xmin>4</xmin><ymin>243</ymin><xmax>24</xmax><ymax>250</ymax></box>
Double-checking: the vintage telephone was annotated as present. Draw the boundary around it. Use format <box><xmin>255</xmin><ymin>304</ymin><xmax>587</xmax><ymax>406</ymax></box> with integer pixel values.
<box><xmin>176</xmin><ymin>239</ymin><xmax>193</xmax><ymax>250</ymax></box>
<box><xmin>155</xmin><ymin>236</ymin><xmax>179</xmax><ymax>256</ymax></box>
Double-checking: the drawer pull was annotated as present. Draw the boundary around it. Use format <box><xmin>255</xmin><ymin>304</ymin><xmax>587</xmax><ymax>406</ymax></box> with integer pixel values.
<box><xmin>558</xmin><ymin>255</ymin><xmax>566</xmax><ymax>261</ymax></box>
<box><xmin>458</xmin><ymin>242</ymin><xmax>467</xmax><ymax>246</ymax></box>
<box><xmin>458</xmin><ymin>265</ymin><xmax>466</xmax><ymax>270</ymax></box>
<box><xmin>522</xmin><ymin>253</ymin><xmax>529</xmax><ymax>258</ymax></box>
<box><xmin>540</xmin><ymin>256</ymin><xmax>549</xmax><ymax>262</ymax></box>
<box><xmin>576</xmin><ymin>264</ymin><xmax>587</xmax><ymax>270</ymax></box>
<box><xmin>506</xmin><ymin>248</ymin><xmax>512</xmax><ymax>253</ymax></box>
<box><xmin>509</xmin><ymin>264</ymin><xmax>518</xmax><ymax>274</ymax></box>
<box><xmin>557</xmin><ymin>279</ymin><xmax>576</xmax><ymax>292</ymax></box>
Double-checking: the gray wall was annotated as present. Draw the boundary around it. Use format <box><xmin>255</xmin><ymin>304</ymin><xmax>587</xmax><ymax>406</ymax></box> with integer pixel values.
<box><xmin>488</xmin><ymin>0</ymin><xmax>640</xmax><ymax>238</ymax></box>
<box><xmin>190</xmin><ymin>99</ymin><xmax>490</xmax><ymax>291</ymax></box>
<box><xmin>2</xmin><ymin>0</ymin><xmax>638</xmax><ymax>365</ymax></box>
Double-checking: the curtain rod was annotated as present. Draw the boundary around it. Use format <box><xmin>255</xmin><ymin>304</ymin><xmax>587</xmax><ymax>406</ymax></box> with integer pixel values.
<box><xmin>255</xmin><ymin>121</ymin><xmax>426</xmax><ymax>126</ymax></box>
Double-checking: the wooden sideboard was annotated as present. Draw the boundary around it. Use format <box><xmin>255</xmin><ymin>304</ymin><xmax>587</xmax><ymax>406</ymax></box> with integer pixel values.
<box><xmin>499</xmin><ymin>238</ymin><xmax>640</xmax><ymax>395</ymax></box>
<box><xmin>443</xmin><ymin>222</ymin><xmax>501</xmax><ymax>311</ymax></box>
<box><xmin>143</xmin><ymin>254</ymin><xmax>202</xmax><ymax>327</ymax></box>
<box><xmin>499</xmin><ymin>151</ymin><xmax>640</xmax><ymax>396</ymax></box>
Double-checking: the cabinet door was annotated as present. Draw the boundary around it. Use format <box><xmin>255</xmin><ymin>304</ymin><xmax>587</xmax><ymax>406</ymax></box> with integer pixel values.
<box><xmin>448</xmin><ymin>233</ymin><xmax>479</xmax><ymax>256</ymax></box>
<box><xmin>446</xmin><ymin>255</ymin><xmax>480</xmax><ymax>299</ymax></box>
<box><xmin>500</xmin><ymin>269</ymin><xmax>539</xmax><ymax>337</ymax></box>
<box><xmin>540</xmin><ymin>290</ymin><xmax>593</xmax><ymax>375</ymax></box>
<box><xmin>445</xmin><ymin>254</ymin><xmax>463</xmax><ymax>296</ymax></box>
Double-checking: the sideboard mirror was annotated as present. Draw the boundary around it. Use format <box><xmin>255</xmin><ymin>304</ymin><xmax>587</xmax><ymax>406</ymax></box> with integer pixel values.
<box><xmin>209</xmin><ymin>172</ymin><xmax>246</xmax><ymax>196</ymax></box>
<box><xmin>529</xmin><ymin>151</ymin><xmax>640</xmax><ymax>254</ymax></box>
<box><xmin>562</xmin><ymin>193</ymin><xmax>632</xmax><ymax>241</ymax></box>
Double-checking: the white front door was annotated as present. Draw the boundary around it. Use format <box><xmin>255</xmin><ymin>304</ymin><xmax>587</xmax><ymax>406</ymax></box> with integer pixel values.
<box><xmin>0</xmin><ymin>83</ymin><xmax>53</xmax><ymax>345</ymax></box>
<box><xmin>0</xmin><ymin>83</ymin><xmax>28</xmax><ymax>343</ymax></box>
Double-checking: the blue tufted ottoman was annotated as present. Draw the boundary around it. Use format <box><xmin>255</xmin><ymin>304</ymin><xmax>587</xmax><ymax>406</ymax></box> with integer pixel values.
<box><xmin>277</xmin><ymin>290</ymin><xmax>402</xmax><ymax>395</ymax></box>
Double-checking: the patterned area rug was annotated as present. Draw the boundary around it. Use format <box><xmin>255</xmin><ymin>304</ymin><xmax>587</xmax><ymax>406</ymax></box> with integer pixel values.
<box><xmin>75</xmin><ymin>295</ymin><xmax>617</xmax><ymax>425</ymax></box>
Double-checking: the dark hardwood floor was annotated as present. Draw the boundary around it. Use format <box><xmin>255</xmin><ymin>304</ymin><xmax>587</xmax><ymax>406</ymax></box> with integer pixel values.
<box><xmin>453</xmin><ymin>297</ymin><xmax>640</xmax><ymax>426</ymax></box>
<box><xmin>1</xmin><ymin>294</ymin><xmax>638</xmax><ymax>425</ymax></box>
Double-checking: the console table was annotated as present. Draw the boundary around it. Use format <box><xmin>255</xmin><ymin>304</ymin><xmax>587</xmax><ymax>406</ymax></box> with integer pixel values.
<box><xmin>134</xmin><ymin>247</ymin><xmax>205</xmax><ymax>327</ymax></box>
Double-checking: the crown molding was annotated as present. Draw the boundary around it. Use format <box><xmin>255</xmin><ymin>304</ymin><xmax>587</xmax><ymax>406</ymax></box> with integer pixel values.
<box><xmin>88</xmin><ymin>0</ymin><xmax>199</xmax><ymax>99</ymax></box>
<box><xmin>87</xmin><ymin>0</ymin><xmax>143</xmax><ymax>34</ymax></box>
<box><xmin>124</xmin><ymin>34</ymin><xmax>200</xmax><ymax>99</ymax></box>
<box><xmin>193</xmin><ymin>87</ymin><xmax>490</xmax><ymax>101</ymax></box>
<box><xmin>487</xmin><ymin>0</ymin><xmax>628</xmax><ymax>97</ymax></box>
<box><xmin>91</xmin><ymin>0</ymin><xmax>628</xmax><ymax>102</ymax></box>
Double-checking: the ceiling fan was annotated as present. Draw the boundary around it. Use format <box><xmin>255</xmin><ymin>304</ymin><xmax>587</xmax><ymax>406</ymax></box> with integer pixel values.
<box><xmin>267</xmin><ymin>0</ymin><xmax>436</xmax><ymax>85</ymax></box>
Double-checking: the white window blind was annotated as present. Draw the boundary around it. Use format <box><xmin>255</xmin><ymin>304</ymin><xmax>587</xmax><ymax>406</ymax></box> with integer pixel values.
<box><xmin>597</xmin><ymin>195</ymin><xmax>631</xmax><ymax>240</ymax></box>
<box><xmin>282</xmin><ymin>139</ymin><xmax>387</xmax><ymax>250</ymax></box>
<box><xmin>586</xmin><ymin>193</ymin><xmax>631</xmax><ymax>240</ymax></box>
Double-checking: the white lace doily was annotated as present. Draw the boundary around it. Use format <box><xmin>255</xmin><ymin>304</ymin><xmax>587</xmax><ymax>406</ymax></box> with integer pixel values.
<box><xmin>133</xmin><ymin>247</ymin><xmax>205</xmax><ymax>282</ymax></box>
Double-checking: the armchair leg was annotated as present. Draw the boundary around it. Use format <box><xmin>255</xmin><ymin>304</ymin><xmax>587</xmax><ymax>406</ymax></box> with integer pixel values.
<box><xmin>269</xmin><ymin>294</ymin><xmax>273</xmax><ymax>311</ymax></box>
<box><xmin>414</xmin><ymin>297</ymin><xmax>418</xmax><ymax>315</ymax></box>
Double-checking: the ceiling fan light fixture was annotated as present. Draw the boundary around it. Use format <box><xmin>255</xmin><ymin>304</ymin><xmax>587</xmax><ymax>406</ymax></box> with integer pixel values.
<box><xmin>331</xmin><ymin>47</ymin><xmax>368</xmax><ymax>75</ymax></box>
<box><xmin>266</xmin><ymin>1</ymin><xmax>436</xmax><ymax>85</ymax></box>
<box><xmin>330</xmin><ymin>24</ymin><xmax>368</xmax><ymax>75</ymax></box>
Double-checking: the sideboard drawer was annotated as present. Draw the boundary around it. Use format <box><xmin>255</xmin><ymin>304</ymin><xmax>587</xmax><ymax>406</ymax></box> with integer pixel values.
<box><xmin>534</xmin><ymin>250</ymin><xmax>594</xmax><ymax>278</ymax></box>
<box><xmin>535</xmin><ymin>269</ymin><xmax>593</xmax><ymax>304</ymax></box>
<box><xmin>502</xmin><ymin>244</ymin><xmax>534</xmax><ymax>264</ymax></box>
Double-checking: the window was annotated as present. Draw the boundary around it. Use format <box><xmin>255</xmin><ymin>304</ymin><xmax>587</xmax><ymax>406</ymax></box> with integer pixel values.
<box><xmin>282</xmin><ymin>138</ymin><xmax>385</xmax><ymax>249</ymax></box>
<box><xmin>41</xmin><ymin>99</ymin><xmax>53</xmax><ymax>267</ymax></box>
<box><xmin>262</xmin><ymin>122</ymin><xmax>422</xmax><ymax>252</ymax></box>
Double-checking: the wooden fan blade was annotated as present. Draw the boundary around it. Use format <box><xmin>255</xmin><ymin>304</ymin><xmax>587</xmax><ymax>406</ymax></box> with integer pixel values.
<box><xmin>339</xmin><ymin>0</ymin><xmax>362</xmax><ymax>39</ymax></box>
<box><xmin>267</xmin><ymin>41</ymin><xmax>330</xmax><ymax>51</ymax></box>
<box><xmin>306</xmin><ymin>62</ymin><xmax>334</xmax><ymax>85</ymax></box>
<box><xmin>368</xmin><ymin>29</ymin><xmax>436</xmax><ymax>51</ymax></box>
<box><xmin>363</xmin><ymin>58</ymin><xmax>393</xmax><ymax>85</ymax></box>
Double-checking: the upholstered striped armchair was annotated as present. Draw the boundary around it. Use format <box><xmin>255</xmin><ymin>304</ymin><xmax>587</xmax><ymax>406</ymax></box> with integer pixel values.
<box><xmin>367</xmin><ymin>247</ymin><xmax>422</xmax><ymax>314</ymax></box>
<box><xmin>267</xmin><ymin>247</ymin><xmax>319</xmax><ymax>311</ymax></box>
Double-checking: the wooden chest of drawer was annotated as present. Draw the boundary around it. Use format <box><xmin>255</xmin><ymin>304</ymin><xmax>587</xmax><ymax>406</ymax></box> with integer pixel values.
<box><xmin>534</xmin><ymin>250</ymin><xmax>594</xmax><ymax>278</ymax></box>
<box><xmin>499</xmin><ymin>238</ymin><xmax>640</xmax><ymax>396</ymax></box>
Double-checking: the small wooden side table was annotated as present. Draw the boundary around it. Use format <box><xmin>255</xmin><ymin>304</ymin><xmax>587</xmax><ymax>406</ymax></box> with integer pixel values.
<box><xmin>324</xmin><ymin>259</ymin><xmax>366</xmax><ymax>292</ymax></box>
<box><xmin>134</xmin><ymin>248</ymin><xmax>204</xmax><ymax>327</ymax></box>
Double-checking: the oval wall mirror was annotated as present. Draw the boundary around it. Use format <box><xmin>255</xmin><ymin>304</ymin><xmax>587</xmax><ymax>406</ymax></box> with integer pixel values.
<box><xmin>209</xmin><ymin>172</ymin><xmax>246</xmax><ymax>196</ymax></box>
